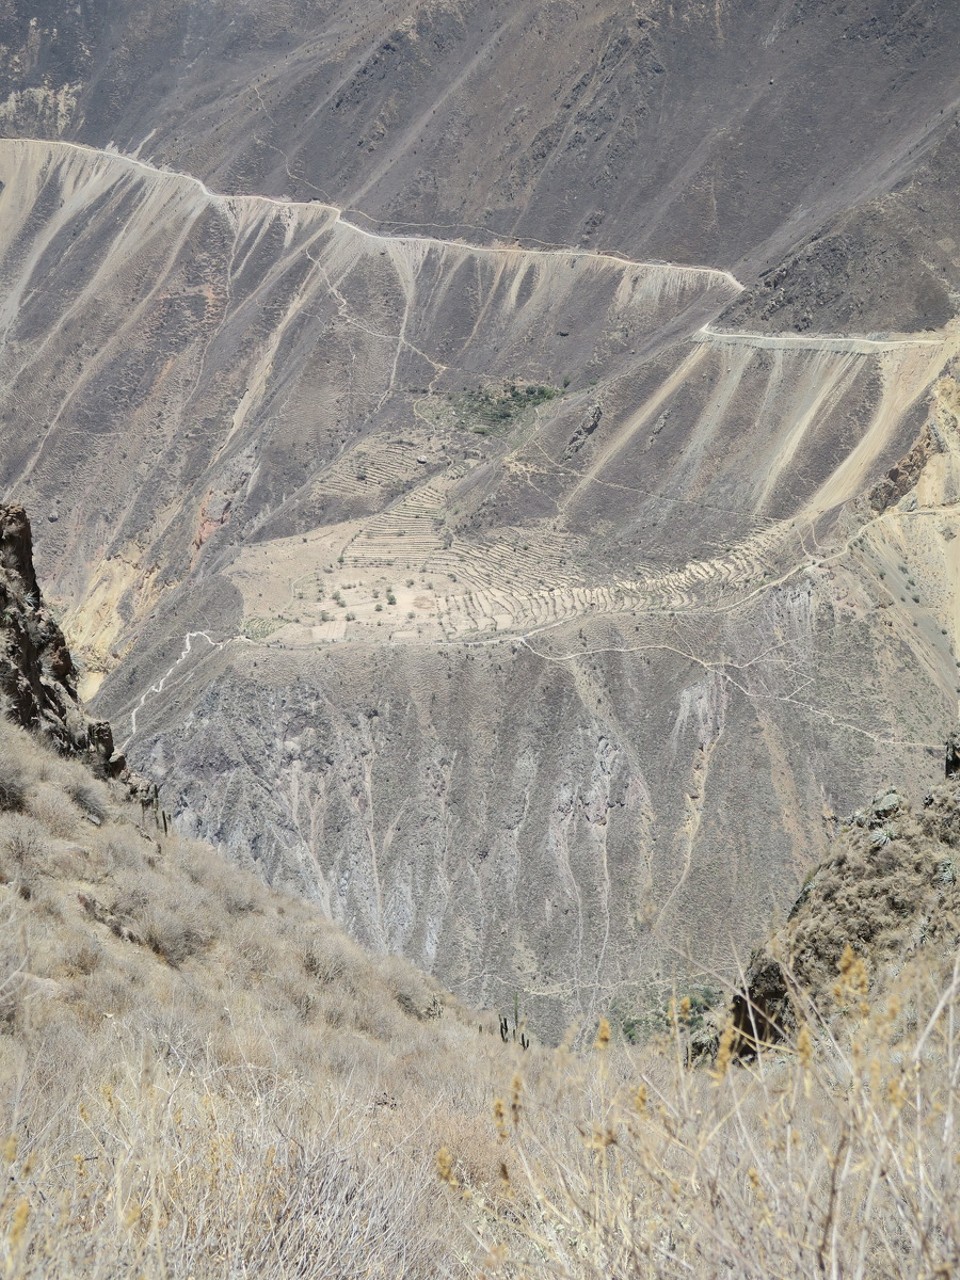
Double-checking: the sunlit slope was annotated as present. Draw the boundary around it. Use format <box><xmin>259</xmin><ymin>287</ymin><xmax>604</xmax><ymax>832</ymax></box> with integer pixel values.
<box><xmin>4</xmin><ymin>0</ymin><xmax>960</xmax><ymax>316</ymax></box>
<box><xmin>0</xmin><ymin>138</ymin><xmax>737</xmax><ymax>657</ymax></box>
<box><xmin>0</xmin><ymin>139</ymin><xmax>958</xmax><ymax>1037</ymax></box>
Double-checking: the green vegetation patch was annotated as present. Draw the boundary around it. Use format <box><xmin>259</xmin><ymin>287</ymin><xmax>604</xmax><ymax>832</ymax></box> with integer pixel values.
<box><xmin>621</xmin><ymin>982</ymin><xmax>722</xmax><ymax>1045</ymax></box>
<box><xmin>455</xmin><ymin>381</ymin><xmax>560</xmax><ymax>435</ymax></box>
<box><xmin>242</xmin><ymin>615</ymin><xmax>284</xmax><ymax>641</ymax></box>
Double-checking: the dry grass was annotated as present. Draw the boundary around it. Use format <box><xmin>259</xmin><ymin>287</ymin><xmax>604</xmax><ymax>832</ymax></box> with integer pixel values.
<box><xmin>2</xmin><ymin>716</ymin><xmax>960</xmax><ymax>1277</ymax></box>
<box><xmin>448</xmin><ymin>961</ymin><xmax>960</xmax><ymax>1279</ymax></box>
<box><xmin>0</xmin><ymin>718</ymin><xmax>512</xmax><ymax>1278</ymax></box>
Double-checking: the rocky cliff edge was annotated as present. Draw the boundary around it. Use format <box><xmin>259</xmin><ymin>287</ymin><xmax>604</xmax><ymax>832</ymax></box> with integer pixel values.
<box><xmin>730</xmin><ymin>738</ymin><xmax>960</xmax><ymax>1053</ymax></box>
<box><xmin>0</xmin><ymin>503</ymin><xmax>127</xmax><ymax>777</ymax></box>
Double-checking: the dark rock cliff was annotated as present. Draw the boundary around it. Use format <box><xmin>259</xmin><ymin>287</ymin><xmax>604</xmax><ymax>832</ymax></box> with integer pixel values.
<box><xmin>0</xmin><ymin>503</ymin><xmax>125</xmax><ymax>775</ymax></box>
<box><xmin>731</xmin><ymin>743</ymin><xmax>960</xmax><ymax>1053</ymax></box>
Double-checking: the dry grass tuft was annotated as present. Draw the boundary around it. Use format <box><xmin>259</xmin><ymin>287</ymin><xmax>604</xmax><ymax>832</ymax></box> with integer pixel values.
<box><xmin>454</xmin><ymin>958</ymin><xmax>960</xmax><ymax>1279</ymax></box>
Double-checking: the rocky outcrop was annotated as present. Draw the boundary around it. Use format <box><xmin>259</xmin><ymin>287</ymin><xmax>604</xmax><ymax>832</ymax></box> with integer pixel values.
<box><xmin>868</xmin><ymin>425</ymin><xmax>939</xmax><ymax>515</ymax></box>
<box><xmin>564</xmin><ymin>403</ymin><xmax>603</xmax><ymax>457</ymax></box>
<box><xmin>730</xmin><ymin>739</ymin><xmax>960</xmax><ymax>1054</ymax></box>
<box><xmin>0</xmin><ymin>504</ymin><xmax>125</xmax><ymax>776</ymax></box>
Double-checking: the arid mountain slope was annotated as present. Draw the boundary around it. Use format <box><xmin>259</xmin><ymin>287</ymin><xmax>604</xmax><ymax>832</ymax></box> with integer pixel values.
<box><xmin>0</xmin><ymin>504</ymin><xmax>499</xmax><ymax>1275</ymax></box>
<box><xmin>0</xmin><ymin>140</ymin><xmax>957</xmax><ymax>1036</ymax></box>
<box><xmin>0</xmin><ymin>702</ymin><xmax>496</xmax><ymax>1278</ymax></box>
<box><xmin>3</xmin><ymin>0</ymin><xmax>960</xmax><ymax>322</ymax></box>
<box><xmin>1</xmin><ymin>4</ymin><xmax>960</xmax><ymax>1036</ymax></box>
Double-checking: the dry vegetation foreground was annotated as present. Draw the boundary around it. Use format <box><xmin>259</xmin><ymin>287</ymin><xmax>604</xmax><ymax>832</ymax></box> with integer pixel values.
<box><xmin>1</xmin><ymin>716</ymin><xmax>959</xmax><ymax>1278</ymax></box>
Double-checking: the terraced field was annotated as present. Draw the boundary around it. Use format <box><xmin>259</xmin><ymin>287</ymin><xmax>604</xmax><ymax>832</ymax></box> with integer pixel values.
<box><xmin>217</xmin><ymin>312</ymin><xmax>955</xmax><ymax>656</ymax></box>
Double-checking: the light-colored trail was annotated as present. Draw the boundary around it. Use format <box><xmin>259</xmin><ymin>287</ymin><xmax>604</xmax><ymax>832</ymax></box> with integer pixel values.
<box><xmin>122</xmin><ymin>631</ymin><xmax>229</xmax><ymax>748</ymax></box>
<box><xmin>698</xmin><ymin>324</ymin><xmax>951</xmax><ymax>354</ymax></box>
<box><xmin>5</xmin><ymin>136</ymin><xmax>953</xmax><ymax>374</ymax></box>
<box><xmin>16</xmin><ymin>138</ymin><xmax>954</xmax><ymax>357</ymax></box>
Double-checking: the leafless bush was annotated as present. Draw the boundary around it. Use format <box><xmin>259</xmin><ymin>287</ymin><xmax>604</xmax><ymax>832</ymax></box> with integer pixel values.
<box><xmin>27</xmin><ymin>781</ymin><xmax>81</xmax><ymax>838</ymax></box>
<box><xmin>57</xmin><ymin>933</ymin><xmax>103</xmax><ymax>978</ymax></box>
<box><xmin>0</xmin><ymin>814</ymin><xmax>48</xmax><ymax>889</ymax></box>
<box><xmin>231</xmin><ymin>914</ymin><xmax>281</xmax><ymax>977</ymax></box>
<box><xmin>64</xmin><ymin>775</ymin><xmax>111</xmax><ymax>823</ymax></box>
<box><xmin>140</xmin><ymin>902</ymin><xmax>214</xmax><ymax>966</ymax></box>
<box><xmin>95</xmin><ymin>829</ymin><xmax>150</xmax><ymax>873</ymax></box>
<box><xmin>0</xmin><ymin>741</ymin><xmax>27</xmax><ymax>812</ymax></box>
<box><xmin>301</xmin><ymin>929</ymin><xmax>357</xmax><ymax>987</ymax></box>
<box><xmin>379</xmin><ymin>953</ymin><xmax>445</xmax><ymax>1021</ymax></box>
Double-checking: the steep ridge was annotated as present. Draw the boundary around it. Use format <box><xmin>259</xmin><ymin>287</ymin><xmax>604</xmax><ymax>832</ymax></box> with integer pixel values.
<box><xmin>1</xmin><ymin>136</ymin><xmax>959</xmax><ymax>1036</ymax></box>
<box><xmin>0</xmin><ymin>522</ymin><xmax>497</xmax><ymax>1276</ymax></box>
<box><xmin>3</xmin><ymin>0</ymin><xmax>960</xmax><ymax>315</ymax></box>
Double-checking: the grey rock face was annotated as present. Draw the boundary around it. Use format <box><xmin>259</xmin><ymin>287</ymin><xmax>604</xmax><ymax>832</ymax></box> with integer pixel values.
<box><xmin>732</xmin><ymin>735</ymin><xmax>960</xmax><ymax>1054</ymax></box>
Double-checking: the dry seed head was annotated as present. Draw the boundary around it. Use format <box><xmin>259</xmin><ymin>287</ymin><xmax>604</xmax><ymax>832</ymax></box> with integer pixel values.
<box><xmin>10</xmin><ymin>1198</ymin><xmax>29</xmax><ymax>1250</ymax></box>
<box><xmin>796</xmin><ymin>1023</ymin><xmax>813</xmax><ymax>1069</ymax></box>
<box><xmin>796</xmin><ymin>1022</ymin><xmax>814</xmax><ymax>1097</ymax></box>
<box><xmin>634</xmin><ymin>1083</ymin><xmax>648</xmax><ymax>1114</ymax></box>
<box><xmin>2</xmin><ymin>1135</ymin><xmax>16</xmax><ymax>1165</ymax></box>
<box><xmin>483</xmin><ymin>1244</ymin><xmax>509</xmax><ymax>1269</ymax></box>
<box><xmin>869</xmin><ymin>1056</ymin><xmax>882</xmax><ymax>1096</ymax></box>
<box><xmin>679</xmin><ymin>995</ymin><xmax>692</xmax><ymax>1022</ymax></box>
<box><xmin>493</xmin><ymin>1097</ymin><xmax>508</xmax><ymax>1140</ymax></box>
<box><xmin>887</xmin><ymin>1074</ymin><xmax>907</xmax><ymax>1111</ymax></box>
<box><xmin>436</xmin><ymin>1146</ymin><xmax>457</xmax><ymax>1188</ymax></box>
<box><xmin>510</xmin><ymin>1074</ymin><xmax>523</xmax><ymax>1127</ymax></box>
<box><xmin>834</xmin><ymin>943</ymin><xmax>869</xmax><ymax>1010</ymax></box>
<box><xmin>711</xmin><ymin>1018</ymin><xmax>735</xmax><ymax>1082</ymax></box>
<box><xmin>583</xmin><ymin>1124</ymin><xmax>618</xmax><ymax>1153</ymax></box>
